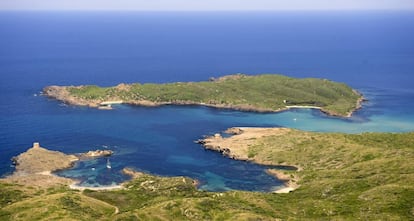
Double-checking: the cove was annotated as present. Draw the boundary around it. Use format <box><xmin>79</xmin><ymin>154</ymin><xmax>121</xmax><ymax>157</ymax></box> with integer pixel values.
<box><xmin>50</xmin><ymin>87</ymin><xmax>414</xmax><ymax>191</ymax></box>
<box><xmin>1</xmin><ymin>11</ymin><xmax>414</xmax><ymax>192</ymax></box>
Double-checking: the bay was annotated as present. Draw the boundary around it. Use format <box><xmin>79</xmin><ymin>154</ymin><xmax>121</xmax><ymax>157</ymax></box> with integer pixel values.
<box><xmin>0</xmin><ymin>11</ymin><xmax>413</xmax><ymax>191</ymax></box>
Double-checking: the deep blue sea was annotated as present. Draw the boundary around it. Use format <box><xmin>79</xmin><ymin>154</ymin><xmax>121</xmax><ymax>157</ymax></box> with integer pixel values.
<box><xmin>1</xmin><ymin>11</ymin><xmax>413</xmax><ymax>191</ymax></box>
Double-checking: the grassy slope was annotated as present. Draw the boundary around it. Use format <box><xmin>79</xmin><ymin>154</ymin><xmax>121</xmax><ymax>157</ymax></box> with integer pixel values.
<box><xmin>0</xmin><ymin>184</ymin><xmax>114</xmax><ymax>220</ymax></box>
<box><xmin>68</xmin><ymin>74</ymin><xmax>361</xmax><ymax>116</ymax></box>
<box><xmin>248</xmin><ymin>130</ymin><xmax>414</xmax><ymax>220</ymax></box>
<box><xmin>0</xmin><ymin>176</ymin><xmax>277</xmax><ymax>221</ymax></box>
<box><xmin>1</xmin><ymin>131</ymin><xmax>413</xmax><ymax>220</ymax></box>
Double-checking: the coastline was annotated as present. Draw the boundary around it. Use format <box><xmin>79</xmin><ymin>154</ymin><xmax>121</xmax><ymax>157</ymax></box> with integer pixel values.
<box><xmin>42</xmin><ymin>88</ymin><xmax>363</xmax><ymax>118</ymax></box>
<box><xmin>42</xmin><ymin>74</ymin><xmax>364</xmax><ymax>118</ymax></box>
<box><xmin>266</xmin><ymin>169</ymin><xmax>299</xmax><ymax>193</ymax></box>
<box><xmin>69</xmin><ymin>183</ymin><xmax>124</xmax><ymax>191</ymax></box>
<box><xmin>2</xmin><ymin>135</ymin><xmax>413</xmax><ymax>219</ymax></box>
<box><xmin>200</xmin><ymin>127</ymin><xmax>301</xmax><ymax>193</ymax></box>
<box><xmin>67</xmin><ymin>168</ymin><xmax>145</xmax><ymax>191</ymax></box>
<box><xmin>2</xmin><ymin>142</ymin><xmax>117</xmax><ymax>189</ymax></box>
<box><xmin>2</xmin><ymin>144</ymin><xmax>190</xmax><ymax>192</ymax></box>
<box><xmin>42</xmin><ymin>85</ymin><xmax>280</xmax><ymax>112</ymax></box>
<box><xmin>285</xmin><ymin>105</ymin><xmax>321</xmax><ymax>109</ymax></box>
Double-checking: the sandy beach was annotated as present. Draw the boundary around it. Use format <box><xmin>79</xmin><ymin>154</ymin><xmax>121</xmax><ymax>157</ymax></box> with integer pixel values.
<box><xmin>285</xmin><ymin>105</ymin><xmax>322</xmax><ymax>109</ymax></box>
<box><xmin>69</xmin><ymin>183</ymin><xmax>124</xmax><ymax>191</ymax></box>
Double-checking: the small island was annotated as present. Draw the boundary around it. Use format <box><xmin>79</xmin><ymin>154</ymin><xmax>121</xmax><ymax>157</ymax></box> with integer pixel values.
<box><xmin>43</xmin><ymin>74</ymin><xmax>363</xmax><ymax>117</ymax></box>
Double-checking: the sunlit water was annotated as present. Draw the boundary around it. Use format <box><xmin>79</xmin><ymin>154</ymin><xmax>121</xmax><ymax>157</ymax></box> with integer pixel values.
<box><xmin>0</xmin><ymin>12</ymin><xmax>413</xmax><ymax>191</ymax></box>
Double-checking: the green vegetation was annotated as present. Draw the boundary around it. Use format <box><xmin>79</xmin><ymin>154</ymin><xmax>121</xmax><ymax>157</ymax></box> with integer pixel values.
<box><xmin>0</xmin><ymin>191</ymin><xmax>115</xmax><ymax>220</ymax></box>
<box><xmin>67</xmin><ymin>74</ymin><xmax>361</xmax><ymax>116</ymax></box>
<box><xmin>83</xmin><ymin>175</ymin><xmax>275</xmax><ymax>220</ymax></box>
<box><xmin>1</xmin><ymin>131</ymin><xmax>413</xmax><ymax>220</ymax></box>
<box><xmin>247</xmin><ymin>130</ymin><xmax>414</xmax><ymax>220</ymax></box>
<box><xmin>0</xmin><ymin>183</ymin><xmax>28</xmax><ymax>208</ymax></box>
<box><xmin>0</xmin><ymin>175</ymin><xmax>276</xmax><ymax>220</ymax></box>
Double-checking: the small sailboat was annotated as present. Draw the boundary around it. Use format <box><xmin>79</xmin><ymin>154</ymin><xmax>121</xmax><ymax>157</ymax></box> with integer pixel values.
<box><xmin>106</xmin><ymin>158</ymin><xmax>111</xmax><ymax>169</ymax></box>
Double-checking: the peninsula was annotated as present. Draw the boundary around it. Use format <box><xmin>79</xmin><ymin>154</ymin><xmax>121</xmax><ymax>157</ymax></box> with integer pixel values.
<box><xmin>4</xmin><ymin>142</ymin><xmax>113</xmax><ymax>187</ymax></box>
<box><xmin>43</xmin><ymin>74</ymin><xmax>363</xmax><ymax>117</ymax></box>
<box><xmin>200</xmin><ymin>127</ymin><xmax>301</xmax><ymax>193</ymax></box>
<box><xmin>1</xmin><ymin>131</ymin><xmax>413</xmax><ymax>220</ymax></box>
<box><xmin>199</xmin><ymin>127</ymin><xmax>414</xmax><ymax>218</ymax></box>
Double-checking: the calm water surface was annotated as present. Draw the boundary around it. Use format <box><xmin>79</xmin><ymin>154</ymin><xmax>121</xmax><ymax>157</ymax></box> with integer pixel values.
<box><xmin>0</xmin><ymin>11</ymin><xmax>413</xmax><ymax>191</ymax></box>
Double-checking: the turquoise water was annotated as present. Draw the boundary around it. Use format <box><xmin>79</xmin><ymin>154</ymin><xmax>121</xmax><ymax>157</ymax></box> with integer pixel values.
<box><xmin>1</xmin><ymin>12</ymin><xmax>413</xmax><ymax>191</ymax></box>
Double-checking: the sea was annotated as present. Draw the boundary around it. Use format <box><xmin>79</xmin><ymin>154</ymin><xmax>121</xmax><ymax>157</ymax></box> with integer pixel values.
<box><xmin>0</xmin><ymin>11</ymin><xmax>413</xmax><ymax>192</ymax></box>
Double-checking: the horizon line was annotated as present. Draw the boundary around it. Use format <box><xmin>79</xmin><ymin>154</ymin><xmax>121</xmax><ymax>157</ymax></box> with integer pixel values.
<box><xmin>1</xmin><ymin>9</ymin><xmax>414</xmax><ymax>12</ymax></box>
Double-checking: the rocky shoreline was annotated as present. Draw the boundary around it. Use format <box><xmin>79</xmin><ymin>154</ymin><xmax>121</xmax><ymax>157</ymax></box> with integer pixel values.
<box><xmin>200</xmin><ymin>127</ymin><xmax>292</xmax><ymax>162</ymax></box>
<box><xmin>3</xmin><ymin>142</ymin><xmax>114</xmax><ymax>188</ymax></box>
<box><xmin>3</xmin><ymin>143</ymin><xmax>197</xmax><ymax>191</ymax></box>
<box><xmin>43</xmin><ymin>84</ymin><xmax>364</xmax><ymax>118</ymax></box>
<box><xmin>77</xmin><ymin>149</ymin><xmax>113</xmax><ymax>159</ymax></box>
<box><xmin>43</xmin><ymin>85</ymin><xmax>281</xmax><ymax>112</ymax></box>
<box><xmin>199</xmin><ymin>127</ymin><xmax>301</xmax><ymax>193</ymax></box>
<box><xmin>266</xmin><ymin>169</ymin><xmax>300</xmax><ymax>193</ymax></box>
<box><xmin>321</xmin><ymin>90</ymin><xmax>366</xmax><ymax>118</ymax></box>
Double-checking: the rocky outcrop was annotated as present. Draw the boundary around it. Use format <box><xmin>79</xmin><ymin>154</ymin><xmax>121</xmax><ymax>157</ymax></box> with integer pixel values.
<box><xmin>199</xmin><ymin>128</ymin><xmax>300</xmax><ymax>193</ymax></box>
<box><xmin>43</xmin><ymin>86</ymin><xmax>100</xmax><ymax>107</ymax></box>
<box><xmin>5</xmin><ymin>142</ymin><xmax>79</xmax><ymax>187</ymax></box>
<box><xmin>201</xmin><ymin>130</ymin><xmax>249</xmax><ymax>161</ymax></box>
<box><xmin>224</xmin><ymin>127</ymin><xmax>243</xmax><ymax>135</ymax></box>
<box><xmin>3</xmin><ymin>142</ymin><xmax>116</xmax><ymax>188</ymax></box>
<box><xmin>210</xmin><ymin>73</ymin><xmax>248</xmax><ymax>82</ymax></box>
<box><xmin>122</xmin><ymin>167</ymin><xmax>144</xmax><ymax>179</ymax></box>
<box><xmin>12</xmin><ymin>142</ymin><xmax>78</xmax><ymax>174</ymax></box>
<box><xmin>77</xmin><ymin>150</ymin><xmax>113</xmax><ymax>159</ymax></box>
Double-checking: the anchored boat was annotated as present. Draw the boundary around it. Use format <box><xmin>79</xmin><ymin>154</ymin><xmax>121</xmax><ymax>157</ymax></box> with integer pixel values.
<box><xmin>106</xmin><ymin>158</ymin><xmax>111</xmax><ymax>169</ymax></box>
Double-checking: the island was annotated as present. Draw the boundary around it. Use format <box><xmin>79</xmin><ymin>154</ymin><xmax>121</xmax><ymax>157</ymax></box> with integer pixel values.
<box><xmin>43</xmin><ymin>74</ymin><xmax>364</xmax><ymax>117</ymax></box>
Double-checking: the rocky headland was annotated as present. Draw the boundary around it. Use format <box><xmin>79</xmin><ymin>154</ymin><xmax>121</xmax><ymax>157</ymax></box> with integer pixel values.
<box><xmin>3</xmin><ymin>142</ymin><xmax>114</xmax><ymax>188</ymax></box>
<box><xmin>11</xmin><ymin>142</ymin><xmax>77</xmax><ymax>174</ymax></box>
<box><xmin>6</xmin><ymin>142</ymin><xmax>78</xmax><ymax>187</ymax></box>
<box><xmin>201</xmin><ymin>127</ymin><xmax>292</xmax><ymax>162</ymax></box>
<box><xmin>200</xmin><ymin>127</ymin><xmax>300</xmax><ymax>193</ymax></box>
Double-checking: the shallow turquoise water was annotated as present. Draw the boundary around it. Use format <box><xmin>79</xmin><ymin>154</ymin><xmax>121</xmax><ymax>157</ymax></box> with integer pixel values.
<box><xmin>1</xmin><ymin>12</ymin><xmax>413</xmax><ymax>191</ymax></box>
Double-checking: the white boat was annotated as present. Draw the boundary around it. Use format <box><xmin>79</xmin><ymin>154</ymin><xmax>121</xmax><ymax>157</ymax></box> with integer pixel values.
<box><xmin>106</xmin><ymin>158</ymin><xmax>111</xmax><ymax>169</ymax></box>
